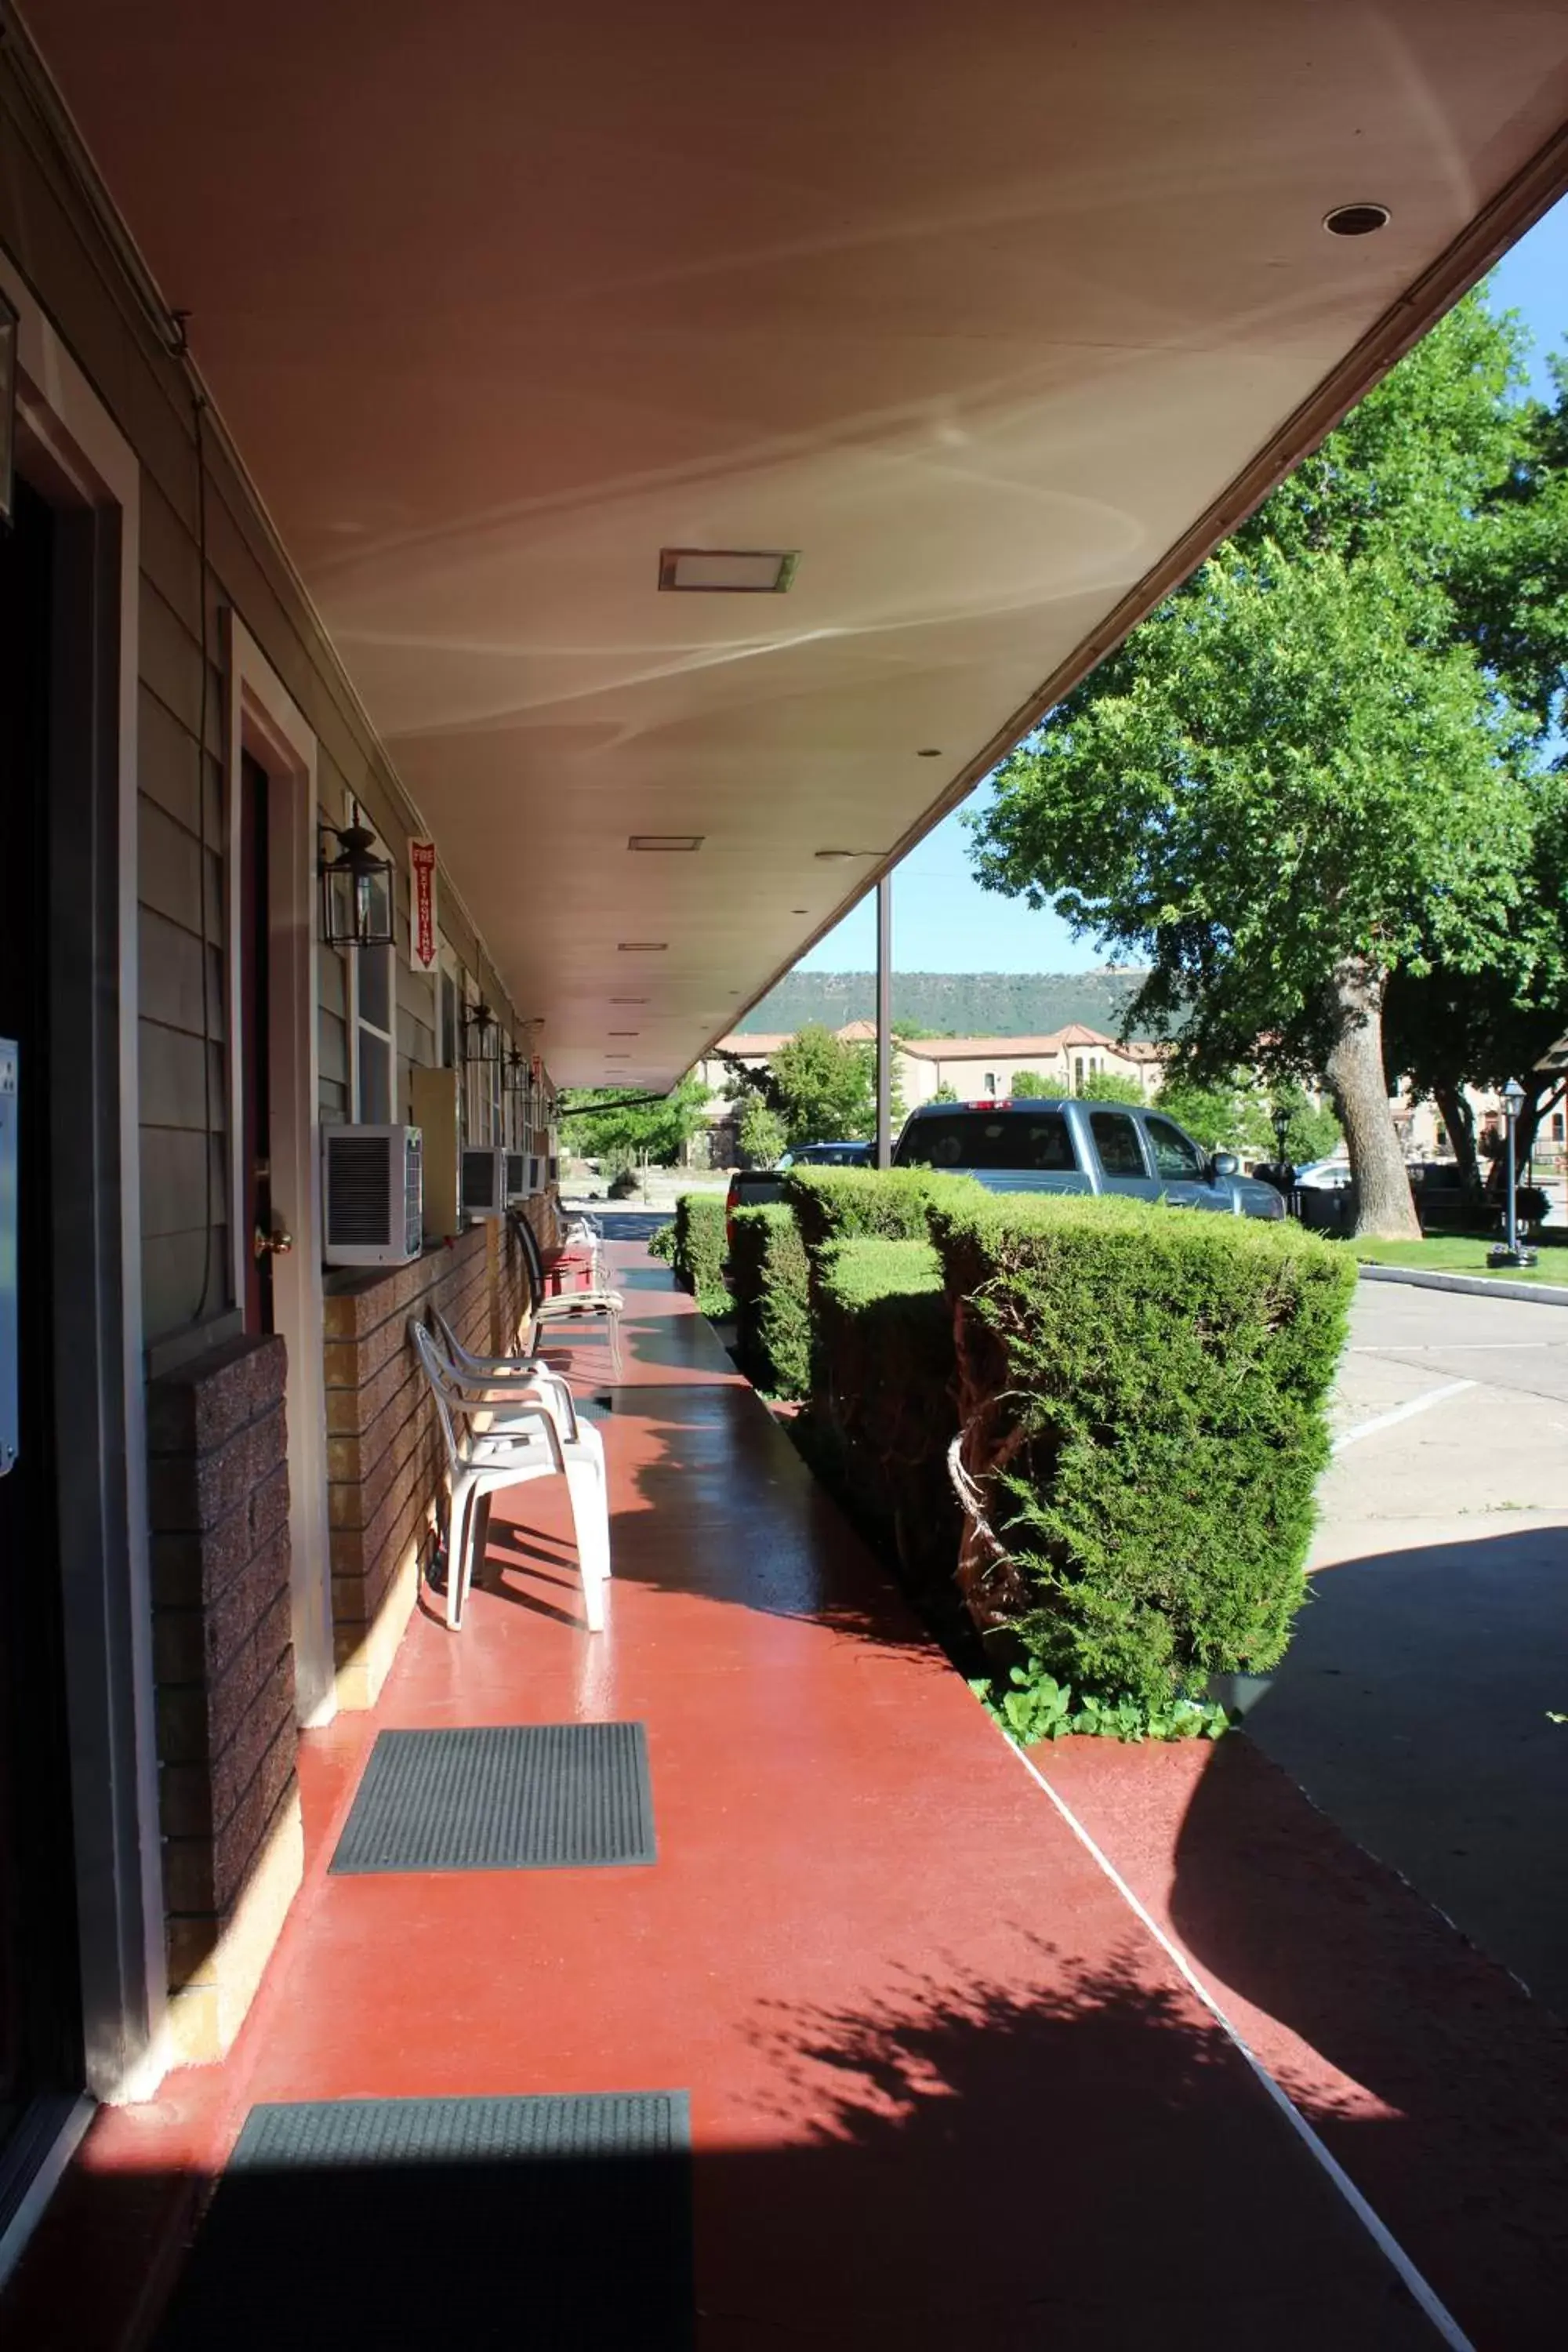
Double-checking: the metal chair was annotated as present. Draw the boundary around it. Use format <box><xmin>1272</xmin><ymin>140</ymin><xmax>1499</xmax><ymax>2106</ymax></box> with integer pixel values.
<box><xmin>409</xmin><ymin>1321</ymin><xmax>610</xmax><ymax>1634</ymax></box>
<box><xmin>509</xmin><ymin>1208</ymin><xmax>624</xmax><ymax>1377</ymax></box>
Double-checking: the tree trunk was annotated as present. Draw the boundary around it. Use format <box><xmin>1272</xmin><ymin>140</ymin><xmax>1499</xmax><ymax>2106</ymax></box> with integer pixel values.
<box><xmin>1322</xmin><ymin>957</ymin><xmax>1420</xmax><ymax>1240</ymax></box>
<box><xmin>1433</xmin><ymin>1080</ymin><xmax>1478</xmax><ymax>1191</ymax></box>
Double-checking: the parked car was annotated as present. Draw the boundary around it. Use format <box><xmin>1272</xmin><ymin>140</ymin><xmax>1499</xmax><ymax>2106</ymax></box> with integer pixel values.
<box><xmin>724</xmin><ymin>1163</ymin><xmax>786</xmax><ymax>1247</ymax></box>
<box><xmin>779</xmin><ymin>1141</ymin><xmax>873</xmax><ymax>1167</ymax></box>
<box><xmin>1293</xmin><ymin>1156</ymin><xmax>1352</xmax><ymax>1191</ymax></box>
<box><xmin>724</xmin><ymin>1142</ymin><xmax>874</xmax><ymax>1244</ymax></box>
<box><xmin>892</xmin><ymin>1097</ymin><xmax>1288</xmax><ymax>1219</ymax></box>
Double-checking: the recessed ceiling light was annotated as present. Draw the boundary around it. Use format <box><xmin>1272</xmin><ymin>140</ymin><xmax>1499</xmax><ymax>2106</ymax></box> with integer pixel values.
<box><xmin>916</xmin><ymin>747</ymin><xmax>943</xmax><ymax>757</ymax></box>
<box><xmin>608</xmin><ymin>1029</ymin><xmax>640</xmax><ymax>1037</ymax></box>
<box><xmin>1323</xmin><ymin>202</ymin><xmax>1390</xmax><ymax>237</ymax></box>
<box><xmin>658</xmin><ymin>547</ymin><xmax>798</xmax><ymax>593</ymax></box>
<box><xmin>791</xmin><ymin>907</ymin><xmax>809</xmax><ymax>914</ymax></box>
<box><xmin>611</xmin><ymin>996</ymin><xmax>649</xmax><ymax>1004</ymax></box>
<box><xmin>814</xmin><ymin>848</ymin><xmax>884</xmax><ymax>860</ymax></box>
<box><xmin>617</xmin><ymin>941</ymin><xmax>669</xmax><ymax>951</ymax></box>
<box><xmin>628</xmin><ymin>833</ymin><xmax>705</xmax><ymax>851</ymax></box>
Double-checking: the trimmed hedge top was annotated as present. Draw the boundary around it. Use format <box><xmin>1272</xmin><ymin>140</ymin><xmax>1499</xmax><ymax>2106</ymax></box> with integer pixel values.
<box><xmin>783</xmin><ymin>1165</ymin><xmax>980</xmax><ymax>1248</ymax></box>
<box><xmin>927</xmin><ymin>1190</ymin><xmax>1355</xmax><ymax>1708</ymax></box>
<box><xmin>815</xmin><ymin>1234</ymin><xmax>943</xmax><ymax>1310</ymax></box>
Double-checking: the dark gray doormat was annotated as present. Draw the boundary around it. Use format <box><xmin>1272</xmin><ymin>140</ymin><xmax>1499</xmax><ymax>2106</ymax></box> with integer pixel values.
<box><xmin>331</xmin><ymin>1723</ymin><xmax>655</xmax><ymax>1875</ymax></box>
<box><xmin>153</xmin><ymin>2092</ymin><xmax>693</xmax><ymax>2350</ymax></box>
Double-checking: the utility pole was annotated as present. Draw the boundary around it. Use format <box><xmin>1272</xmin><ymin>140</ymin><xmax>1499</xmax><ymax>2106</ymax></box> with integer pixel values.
<box><xmin>876</xmin><ymin>872</ymin><xmax>892</xmax><ymax>1168</ymax></box>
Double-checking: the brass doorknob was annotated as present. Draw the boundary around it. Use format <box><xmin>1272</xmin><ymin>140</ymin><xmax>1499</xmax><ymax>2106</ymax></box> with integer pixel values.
<box><xmin>254</xmin><ymin>1224</ymin><xmax>294</xmax><ymax>1259</ymax></box>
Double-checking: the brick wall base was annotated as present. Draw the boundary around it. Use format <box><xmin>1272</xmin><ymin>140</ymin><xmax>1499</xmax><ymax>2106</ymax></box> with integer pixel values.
<box><xmin>147</xmin><ymin>1332</ymin><xmax>301</xmax><ymax>2061</ymax></box>
<box><xmin>166</xmin><ymin>1784</ymin><xmax>304</xmax><ymax>2063</ymax></box>
<box><xmin>324</xmin><ymin>1229</ymin><xmax>492</xmax><ymax>1708</ymax></box>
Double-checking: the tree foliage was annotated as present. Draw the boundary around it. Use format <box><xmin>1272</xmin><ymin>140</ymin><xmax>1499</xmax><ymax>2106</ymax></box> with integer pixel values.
<box><xmin>750</xmin><ymin>1022</ymin><xmax>877</xmax><ymax>1145</ymax></box>
<box><xmin>561</xmin><ymin>1073</ymin><xmax>708</xmax><ymax>1165</ymax></box>
<box><xmin>967</xmin><ymin>292</ymin><xmax>1567</xmax><ymax>1237</ymax></box>
<box><xmin>1073</xmin><ymin>1069</ymin><xmax>1145</xmax><ymax>1105</ymax></box>
<box><xmin>738</xmin><ymin>1097</ymin><xmax>789</xmax><ymax>1168</ymax></box>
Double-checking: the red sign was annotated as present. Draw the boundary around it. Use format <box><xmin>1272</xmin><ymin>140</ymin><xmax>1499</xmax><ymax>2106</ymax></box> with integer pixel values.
<box><xmin>408</xmin><ymin>839</ymin><xmax>437</xmax><ymax>973</ymax></box>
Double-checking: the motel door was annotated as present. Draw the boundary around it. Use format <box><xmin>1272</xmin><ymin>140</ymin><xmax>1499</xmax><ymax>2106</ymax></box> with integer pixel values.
<box><xmin>0</xmin><ymin>481</ymin><xmax>86</xmax><ymax>2205</ymax></box>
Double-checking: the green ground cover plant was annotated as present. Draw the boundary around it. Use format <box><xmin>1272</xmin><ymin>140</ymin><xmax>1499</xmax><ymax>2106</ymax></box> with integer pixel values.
<box><xmin>1350</xmin><ymin>1232</ymin><xmax>1567</xmax><ymax>1283</ymax></box>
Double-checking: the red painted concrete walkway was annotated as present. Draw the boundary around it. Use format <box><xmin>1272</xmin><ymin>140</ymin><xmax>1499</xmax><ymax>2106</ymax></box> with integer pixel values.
<box><xmin>5</xmin><ymin>1248</ymin><xmax>1484</xmax><ymax>2346</ymax></box>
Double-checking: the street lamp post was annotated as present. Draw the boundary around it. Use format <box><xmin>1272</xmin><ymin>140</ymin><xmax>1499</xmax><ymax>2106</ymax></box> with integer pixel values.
<box><xmin>1488</xmin><ymin>1078</ymin><xmax>1537</xmax><ymax>1269</ymax></box>
<box><xmin>1272</xmin><ymin>1102</ymin><xmax>1292</xmax><ymax>1170</ymax></box>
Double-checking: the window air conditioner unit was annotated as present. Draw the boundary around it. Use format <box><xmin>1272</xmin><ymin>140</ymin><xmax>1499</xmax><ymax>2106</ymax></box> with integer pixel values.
<box><xmin>528</xmin><ymin>1153</ymin><xmax>544</xmax><ymax>1196</ymax></box>
<box><xmin>460</xmin><ymin>1145</ymin><xmax>507</xmax><ymax>1219</ymax></box>
<box><xmin>505</xmin><ymin>1151</ymin><xmax>530</xmax><ymax>1200</ymax></box>
<box><xmin>322</xmin><ymin>1124</ymin><xmax>423</xmax><ymax>1267</ymax></box>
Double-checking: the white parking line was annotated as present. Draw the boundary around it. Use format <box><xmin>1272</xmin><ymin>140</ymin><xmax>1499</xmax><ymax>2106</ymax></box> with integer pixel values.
<box><xmin>1332</xmin><ymin>1380</ymin><xmax>1476</xmax><ymax>1454</ymax></box>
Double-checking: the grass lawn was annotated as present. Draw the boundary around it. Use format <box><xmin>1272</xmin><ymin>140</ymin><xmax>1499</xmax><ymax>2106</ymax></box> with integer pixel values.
<box><xmin>1350</xmin><ymin>1230</ymin><xmax>1568</xmax><ymax>1284</ymax></box>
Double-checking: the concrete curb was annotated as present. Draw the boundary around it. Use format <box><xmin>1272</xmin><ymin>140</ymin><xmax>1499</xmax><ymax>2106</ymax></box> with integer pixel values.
<box><xmin>1356</xmin><ymin>1262</ymin><xmax>1568</xmax><ymax>1308</ymax></box>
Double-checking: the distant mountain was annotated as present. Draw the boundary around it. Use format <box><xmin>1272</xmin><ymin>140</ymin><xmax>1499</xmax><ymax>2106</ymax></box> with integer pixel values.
<box><xmin>736</xmin><ymin>969</ymin><xmax>1152</xmax><ymax>1039</ymax></box>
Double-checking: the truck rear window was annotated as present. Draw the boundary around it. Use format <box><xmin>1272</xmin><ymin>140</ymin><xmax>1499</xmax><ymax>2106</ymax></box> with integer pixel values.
<box><xmin>898</xmin><ymin>1111</ymin><xmax>1075</xmax><ymax>1171</ymax></box>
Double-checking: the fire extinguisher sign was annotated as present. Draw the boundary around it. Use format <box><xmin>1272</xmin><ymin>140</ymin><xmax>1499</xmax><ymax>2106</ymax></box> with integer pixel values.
<box><xmin>409</xmin><ymin>840</ymin><xmax>438</xmax><ymax>974</ymax></box>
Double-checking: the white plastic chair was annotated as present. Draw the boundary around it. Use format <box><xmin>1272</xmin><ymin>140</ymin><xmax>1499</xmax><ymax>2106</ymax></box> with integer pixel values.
<box><xmin>409</xmin><ymin>1322</ymin><xmax>610</xmax><ymax>1634</ymax></box>
<box><xmin>428</xmin><ymin>1306</ymin><xmax>603</xmax><ymax>1475</ymax></box>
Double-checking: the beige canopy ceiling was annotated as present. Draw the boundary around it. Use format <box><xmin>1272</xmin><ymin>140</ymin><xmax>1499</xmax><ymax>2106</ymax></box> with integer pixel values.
<box><xmin>26</xmin><ymin>0</ymin><xmax>1568</xmax><ymax>1084</ymax></box>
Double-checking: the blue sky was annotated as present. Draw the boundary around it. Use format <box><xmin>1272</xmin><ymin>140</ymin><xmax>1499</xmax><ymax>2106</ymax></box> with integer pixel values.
<box><xmin>797</xmin><ymin>196</ymin><xmax>1568</xmax><ymax>976</ymax></box>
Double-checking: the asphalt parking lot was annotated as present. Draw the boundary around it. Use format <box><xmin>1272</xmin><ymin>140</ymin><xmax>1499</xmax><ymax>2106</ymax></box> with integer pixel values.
<box><xmin>1246</xmin><ymin>1277</ymin><xmax>1568</xmax><ymax>2016</ymax></box>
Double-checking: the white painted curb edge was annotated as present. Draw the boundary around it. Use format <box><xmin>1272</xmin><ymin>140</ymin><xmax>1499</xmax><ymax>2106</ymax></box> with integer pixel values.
<box><xmin>1357</xmin><ymin>1263</ymin><xmax>1568</xmax><ymax>1307</ymax></box>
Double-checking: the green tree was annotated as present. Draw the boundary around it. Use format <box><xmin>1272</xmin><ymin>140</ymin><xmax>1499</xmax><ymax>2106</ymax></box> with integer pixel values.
<box><xmin>1154</xmin><ymin>1075</ymin><xmax>1271</xmax><ymax>1156</ymax></box>
<box><xmin>1273</xmin><ymin>1083</ymin><xmax>1343</xmax><ymax>1167</ymax></box>
<box><xmin>767</xmin><ymin>1023</ymin><xmax>877</xmax><ymax>1145</ymax></box>
<box><xmin>1074</xmin><ymin>1069</ymin><xmax>1144</xmax><ymax>1105</ymax></box>
<box><xmin>738</xmin><ymin>1097</ymin><xmax>788</xmax><ymax>1167</ymax></box>
<box><xmin>968</xmin><ymin>294</ymin><xmax>1555</xmax><ymax>1238</ymax></box>
<box><xmin>1381</xmin><ymin>804</ymin><xmax>1568</xmax><ymax>1189</ymax></box>
<box><xmin>561</xmin><ymin>1072</ymin><xmax>709</xmax><ymax>1165</ymax></box>
<box><xmin>1010</xmin><ymin>1069</ymin><xmax>1049</xmax><ymax>1096</ymax></box>
<box><xmin>929</xmin><ymin>1080</ymin><xmax>958</xmax><ymax>1105</ymax></box>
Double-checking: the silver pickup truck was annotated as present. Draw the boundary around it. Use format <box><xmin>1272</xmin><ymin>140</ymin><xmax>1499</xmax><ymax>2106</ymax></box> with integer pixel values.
<box><xmin>893</xmin><ymin>1097</ymin><xmax>1287</xmax><ymax>1219</ymax></box>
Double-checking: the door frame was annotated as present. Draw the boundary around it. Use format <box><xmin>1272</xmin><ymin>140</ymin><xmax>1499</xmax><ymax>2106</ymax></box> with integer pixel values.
<box><xmin>223</xmin><ymin>615</ymin><xmax>336</xmax><ymax>1728</ymax></box>
<box><xmin>0</xmin><ymin>252</ymin><xmax>165</xmax><ymax>2145</ymax></box>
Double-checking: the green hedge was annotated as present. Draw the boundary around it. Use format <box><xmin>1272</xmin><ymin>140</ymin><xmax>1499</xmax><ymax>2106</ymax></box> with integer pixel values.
<box><xmin>730</xmin><ymin>1204</ymin><xmax>811</xmax><ymax>1398</ymax></box>
<box><xmin>927</xmin><ymin>1192</ymin><xmax>1355</xmax><ymax>1714</ymax></box>
<box><xmin>784</xmin><ymin>1165</ymin><xmax>966</xmax><ymax>1248</ymax></box>
<box><xmin>810</xmin><ymin>1236</ymin><xmax>966</xmax><ymax>1650</ymax></box>
<box><xmin>670</xmin><ymin>1192</ymin><xmax>732</xmax><ymax>1316</ymax></box>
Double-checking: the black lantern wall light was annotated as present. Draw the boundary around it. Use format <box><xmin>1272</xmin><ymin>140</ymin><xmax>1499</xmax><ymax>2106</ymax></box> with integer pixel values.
<box><xmin>463</xmin><ymin>996</ymin><xmax>502</xmax><ymax>1065</ymax></box>
<box><xmin>318</xmin><ymin>816</ymin><xmax>394</xmax><ymax>949</ymax></box>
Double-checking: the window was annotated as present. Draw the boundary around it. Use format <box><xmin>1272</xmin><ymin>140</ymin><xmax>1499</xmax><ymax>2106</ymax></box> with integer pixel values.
<box><xmin>347</xmin><ymin>810</ymin><xmax>395</xmax><ymax>1123</ymax></box>
<box><xmin>1553</xmin><ymin>1113</ymin><xmax>1565</xmax><ymax>1144</ymax></box>
<box><xmin>896</xmin><ymin>1111</ymin><xmax>1075</xmax><ymax>1172</ymax></box>
<box><xmin>438</xmin><ymin>953</ymin><xmax>459</xmax><ymax>1071</ymax></box>
<box><xmin>1073</xmin><ymin>1055</ymin><xmax>1084</xmax><ymax>1089</ymax></box>
<box><xmin>983</xmin><ymin>1071</ymin><xmax>996</xmax><ymax>1096</ymax></box>
<box><xmin>1089</xmin><ymin>1110</ymin><xmax>1147</xmax><ymax>1178</ymax></box>
<box><xmin>1145</xmin><ymin>1116</ymin><xmax>1207</xmax><ymax>1182</ymax></box>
